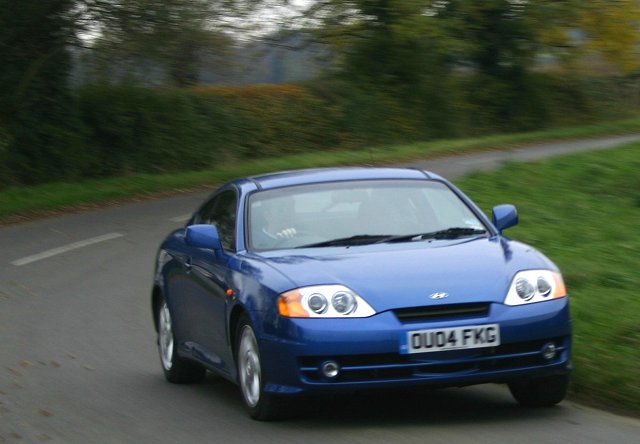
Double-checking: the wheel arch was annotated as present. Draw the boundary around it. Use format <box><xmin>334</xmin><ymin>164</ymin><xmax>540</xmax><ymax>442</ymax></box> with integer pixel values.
<box><xmin>229</xmin><ymin>304</ymin><xmax>260</xmax><ymax>364</ymax></box>
<box><xmin>228</xmin><ymin>303</ymin><xmax>250</xmax><ymax>361</ymax></box>
<box><xmin>151</xmin><ymin>285</ymin><xmax>163</xmax><ymax>332</ymax></box>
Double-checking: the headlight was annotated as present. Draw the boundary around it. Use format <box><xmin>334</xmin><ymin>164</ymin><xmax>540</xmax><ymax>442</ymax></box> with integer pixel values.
<box><xmin>278</xmin><ymin>285</ymin><xmax>376</xmax><ymax>318</ymax></box>
<box><xmin>505</xmin><ymin>270</ymin><xmax>567</xmax><ymax>306</ymax></box>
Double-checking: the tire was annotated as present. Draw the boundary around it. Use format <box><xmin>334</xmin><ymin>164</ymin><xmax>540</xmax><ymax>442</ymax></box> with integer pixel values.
<box><xmin>508</xmin><ymin>373</ymin><xmax>569</xmax><ymax>407</ymax></box>
<box><xmin>157</xmin><ymin>297</ymin><xmax>206</xmax><ymax>384</ymax></box>
<box><xmin>236</xmin><ymin>315</ymin><xmax>285</xmax><ymax>420</ymax></box>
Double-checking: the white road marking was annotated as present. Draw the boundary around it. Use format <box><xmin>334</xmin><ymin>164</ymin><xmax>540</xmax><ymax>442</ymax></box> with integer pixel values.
<box><xmin>169</xmin><ymin>214</ymin><xmax>191</xmax><ymax>223</ymax></box>
<box><xmin>11</xmin><ymin>232</ymin><xmax>125</xmax><ymax>267</ymax></box>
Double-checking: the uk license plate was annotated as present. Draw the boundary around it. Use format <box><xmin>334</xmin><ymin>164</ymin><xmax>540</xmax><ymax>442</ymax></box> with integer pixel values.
<box><xmin>400</xmin><ymin>324</ymin><xmax>500</xmax><ymax>354</ymax></box>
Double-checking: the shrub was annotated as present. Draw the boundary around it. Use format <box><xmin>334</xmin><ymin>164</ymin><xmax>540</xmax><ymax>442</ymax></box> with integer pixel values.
<box><xmin>3</xmin><ymin>73</ymin><xmax>638</xmax><ymax>188</ymax></box>
<box><xmin>77</xmin><ymin>85</ymin><xmax>227</xmax><ymax>176</ymax></box>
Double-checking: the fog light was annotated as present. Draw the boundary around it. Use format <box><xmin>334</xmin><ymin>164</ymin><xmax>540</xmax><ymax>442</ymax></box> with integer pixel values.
<box><xmin>321</xmin><ymin>361</ymin><xmax>340</xmax><ymax>379</ymax></box>
<box><xmin>542</xmin><ymin>342</ymin><xmax>557</xmax><ymax>360</ymax></box>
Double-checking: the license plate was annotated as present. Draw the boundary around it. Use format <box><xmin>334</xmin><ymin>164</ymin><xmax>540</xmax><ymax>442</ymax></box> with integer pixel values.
<box><xmin>400</xmin><ymin>324</ymin><xmax>500</xmax><ymax>354</ymax></box>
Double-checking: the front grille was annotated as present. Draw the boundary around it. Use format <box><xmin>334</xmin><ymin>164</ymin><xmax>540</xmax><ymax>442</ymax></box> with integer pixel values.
<box><xmin>394</xmin><ymin>303</ymin><xmax>490</xmax><ymax>322</ymax></box>
<box><xmin>299</xmin><ymin>337</ymin><xmax>568</xmax><ymax>384</ymax></box>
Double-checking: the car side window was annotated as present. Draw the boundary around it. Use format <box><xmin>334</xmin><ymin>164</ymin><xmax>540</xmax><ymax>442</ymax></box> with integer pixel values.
<box><xmin>198</xmin><ymin>189</ymin><xmax>237</xmax><ymax>251</ymax></box>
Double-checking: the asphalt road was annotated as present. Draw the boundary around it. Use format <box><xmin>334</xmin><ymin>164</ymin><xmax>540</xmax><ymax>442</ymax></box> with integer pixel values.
<box><xmin>2</xmin><ymin>135</ymin><xmax>640</xmax><ymax>443</ymax></box>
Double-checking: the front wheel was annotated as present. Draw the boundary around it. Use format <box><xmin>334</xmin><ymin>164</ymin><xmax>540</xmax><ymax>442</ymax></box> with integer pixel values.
<box><xmin>508</xmin><ymin>373</ymin><xmax>569</xmax><ymax>407</ymax></box>
<box><xmin>236</xmin><ymin>315</ymin><xmax>285</xmax><ymax>420</ymax></box>
<box><xmin>157</xmin><ymin>297</ymin><xmax>206</xmax><ymax>384</ymax></box>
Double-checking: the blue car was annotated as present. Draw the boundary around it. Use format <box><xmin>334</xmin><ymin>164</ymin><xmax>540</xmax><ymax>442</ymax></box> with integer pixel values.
<box><xmin>151</xmin><ymin>167</ymin><xmax>571</xmax><ymax>420</ymax></box>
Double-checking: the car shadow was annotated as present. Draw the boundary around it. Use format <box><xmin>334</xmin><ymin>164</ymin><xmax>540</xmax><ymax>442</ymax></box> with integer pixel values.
<box><xmin>193</xmin><ymin>374</ymin><xmax>566</xmax><ymax>426</ymax></box>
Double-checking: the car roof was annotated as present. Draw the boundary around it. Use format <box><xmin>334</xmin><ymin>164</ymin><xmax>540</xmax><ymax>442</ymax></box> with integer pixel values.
<box><xmin>245</xmin><ymin>167</ymin><xmax>438</xmax><ymax>190</ymax></box>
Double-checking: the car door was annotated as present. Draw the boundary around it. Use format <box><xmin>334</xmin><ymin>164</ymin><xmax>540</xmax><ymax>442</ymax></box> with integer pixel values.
<box><xmin>180</xmin><ymin>188</ymin><xmax>238</xmax><ymax>376</ymax></box>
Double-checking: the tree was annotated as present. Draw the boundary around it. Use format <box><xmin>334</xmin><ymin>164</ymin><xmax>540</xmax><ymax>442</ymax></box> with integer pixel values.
<box><xmin>0</xmin><ymin>0</ymin><xmax>89</xmax><ymax>185</ymax></box>
<box><xmin>281</xmin><ymin>1</ymin><xmax>640</xmax><ymax>91</ymax></box>
<box><xmin>575</xmin><ymin>0</ymin><xmax>640</xmax><ymax>73</ymax></box>
<box><xmin>278</xmin><ymin>1</ymin><xmax>462</xmax><ymax>137</ymax></box>
<box><xmin>84</xmin><ymin>0</ymin><xmax>238</xmax><ymax>86</ymax></box>
<box><xmin>436</xmin><ymin>1</ymin><xmax>550</xmax><ymax>128</ymax></box>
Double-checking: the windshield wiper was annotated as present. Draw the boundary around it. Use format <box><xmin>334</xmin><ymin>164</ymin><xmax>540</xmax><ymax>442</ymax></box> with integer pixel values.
<box><xmin>376</xmin><ymin>227</ymin><xmax>487</xmax><ymax>244</ymax></box>
<box><xmin>296</xmin><ymin>234</ymin><xmax>393</xmax><ymax>248</ymax></box>
<box><xmin>296</xmin><ymin>228</ymin><xmax>486</xmax><ymax>248</ymax></box>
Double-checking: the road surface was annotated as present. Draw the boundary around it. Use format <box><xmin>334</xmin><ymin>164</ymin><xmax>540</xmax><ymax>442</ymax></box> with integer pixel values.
<box><xmin>1</xmin><ymin>135</ymin><xmax>640</xmax><ymax>443</ymax></box>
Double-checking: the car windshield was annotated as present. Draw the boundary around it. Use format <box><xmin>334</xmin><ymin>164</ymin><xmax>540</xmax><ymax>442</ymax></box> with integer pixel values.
<box><xmin>247</xmin><ymin>179</ymin><xmax>488</xmax><ymax>251</ymax></box>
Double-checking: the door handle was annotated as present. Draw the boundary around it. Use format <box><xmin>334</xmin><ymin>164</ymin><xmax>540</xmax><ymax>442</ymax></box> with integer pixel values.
<box><xmin>184</xmin><ymin>256</ymin><xmax>193</xmax><ymax>272</ymax></box>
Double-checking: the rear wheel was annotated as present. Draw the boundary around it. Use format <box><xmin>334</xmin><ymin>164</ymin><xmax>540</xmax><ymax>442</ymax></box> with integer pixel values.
<box><xmin>508</xmin><ymin>373</ymin><xmax>569</xmax><ymax>407</ymax></box>
<box><xmin>157</xmin><ymin>297</ymin><xmax>205</xmax><ymax>383</ymax></box>
<box><xmin>236</xmin><ymin>315</ymin><xmax>285</xmax><ymax>420</ymax></box>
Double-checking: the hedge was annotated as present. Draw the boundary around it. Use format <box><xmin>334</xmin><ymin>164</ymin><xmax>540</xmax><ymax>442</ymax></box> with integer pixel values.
<box><xmin>1</xmin><ymin>74</ymin><xmax>637</xmax><ymax>188</ymax></box>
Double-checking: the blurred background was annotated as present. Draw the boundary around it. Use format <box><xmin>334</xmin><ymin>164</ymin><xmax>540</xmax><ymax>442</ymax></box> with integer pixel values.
<box><xmin>1</xmin><ymin>1</ymin><xmax>640</xmax><ymax>417</ymax></box>
<box><xmin>2</xmin><ymin>0</ymin><xmax>640</xmax><ymax>187</ymax></box>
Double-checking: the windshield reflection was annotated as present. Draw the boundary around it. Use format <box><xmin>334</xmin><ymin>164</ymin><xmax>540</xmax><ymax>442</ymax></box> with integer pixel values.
<box><xmin>247</xmin><ymin>180</ymin><xmax>487</xmax><ymax>251</ymax></box>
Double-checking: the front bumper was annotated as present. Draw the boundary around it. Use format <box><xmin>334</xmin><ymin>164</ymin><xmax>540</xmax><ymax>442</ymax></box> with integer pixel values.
<box><xmin>258</xmin><ymin>298</ymin><xmax>572</xmax><ymax>395</ymax></box>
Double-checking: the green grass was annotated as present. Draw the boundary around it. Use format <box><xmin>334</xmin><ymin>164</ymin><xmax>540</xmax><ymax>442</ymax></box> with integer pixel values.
<box><xmin>2</xmin><ymin>116</ymin><xmax>640</xmax><ymax>222</ymax></box>
<box><xmin>457</xmin><ymin>142</ymin><xmax>640</xmax><ymax>414</ymax></box>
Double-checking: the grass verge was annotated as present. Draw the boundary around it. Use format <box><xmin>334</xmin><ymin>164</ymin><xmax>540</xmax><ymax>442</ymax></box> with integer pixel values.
<box><xmin>457</xmin><ymin>142</ymin><xmax>640</xmax><ymax>415</ymax></box>
<box><xmin>1</xmin><ymin>115</ymin><xmax>640</xmax><ymax>223</ymax></box>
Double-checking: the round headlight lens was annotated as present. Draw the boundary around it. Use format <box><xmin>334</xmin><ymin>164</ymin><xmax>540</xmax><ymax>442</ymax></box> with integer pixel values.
<box><xmin>504</xmin><ymin>270</ymin><xmax>567</xmax><ymax>306</ymax></box>
<box><xmin>515</xmin><ymin>278</ymin><xmax>535</xmax><ymax>301</ymax></box>
<box><xmin>332</xmin><ymin>291</ymin><xmax>357</xmax><ymax>315</ymax></box>
<box><xmin>308</xmin><ymin>293</ymin><xmax>328</xmax><ymax>314</ymax></box>
<box><xmin>537</xmin><ymin>277</ymin><xmax>552</xmax><ymax>297</ymax></box>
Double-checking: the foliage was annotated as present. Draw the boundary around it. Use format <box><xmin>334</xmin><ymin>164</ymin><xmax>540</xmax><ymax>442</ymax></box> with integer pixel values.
<box><xmin>84</xmin><ymin>0</ymin><xmax>237</xmax><ymax>86</ymax></box>
<box><xmin>77</xmin><ymin>85</ymin><xmax>227</xmax><ymax>175</ymax></box>
<box><xmin>545</xmin><ymin>0</ymin><xmax>640</xmax><ymax>74</ymax></box>
<box><xmin>189</xmin><ymin>84</ymin><xmax>345</xmax><ymax>155</ymax></box>
<box><xmin>285</xmin><ymin>0</ymin><xmax>640</xmax><ymax>128</ymax></box>
<box><xmin>0</xmin><ymin>0</ymin><xmax>89</xmax><ymax>185</ymax></box>
<box><xmin>3</xmin><ymin>1</ymin><xmax>640</xmax><ymax>187</ymax></box>
<box><xmin>582</xmin><ymin>1</ymin><xmax>640</xmax><ymax>73</ymax></box>
<box><xmin>73</xmin><ymin>83</ymin><xmax>347</xmax><ymax>177</ymax></box>
<box><xmin>0</xmin><ymin>72</ymin><xmax>638</xmax><ymax>188</ymax></box>
<box><xmin>441</xmin><ymin>1</ymin><xmax>547</xmax><ymax>128</ymax></box>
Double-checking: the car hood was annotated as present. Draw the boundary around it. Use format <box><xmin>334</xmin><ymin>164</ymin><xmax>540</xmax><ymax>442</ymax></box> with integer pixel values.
<box><xmin>248</xmin><ymin>237</ymin><xmax>555</xmax><ymax>312</ymax></box>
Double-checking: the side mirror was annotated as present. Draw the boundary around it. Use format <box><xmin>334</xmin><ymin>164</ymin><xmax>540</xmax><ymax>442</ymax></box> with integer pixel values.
<box><xmin>185</xmin><ymin>224</ymin><xmax>223</xmax><ymax>251</ymax></box>
<box><xmin>492</xmin><ymin>204</ymin><xmax>518</xmax><ymax>233</ymax></box>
